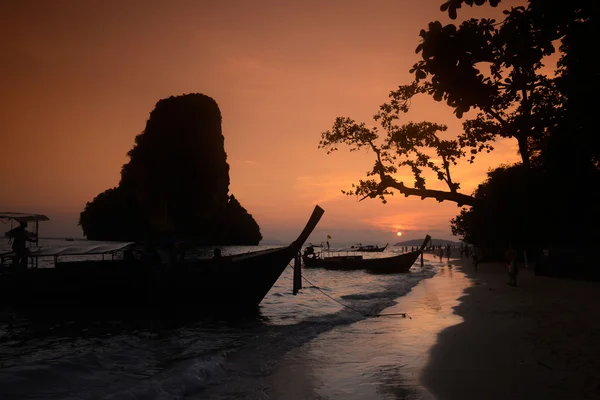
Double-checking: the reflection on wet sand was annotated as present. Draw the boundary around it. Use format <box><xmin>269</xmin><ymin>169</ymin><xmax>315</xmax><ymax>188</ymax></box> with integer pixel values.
<box><xmin>267</xmin><ymin>258</ymin><xmax>473</xmax><ymax>399</ymax></box>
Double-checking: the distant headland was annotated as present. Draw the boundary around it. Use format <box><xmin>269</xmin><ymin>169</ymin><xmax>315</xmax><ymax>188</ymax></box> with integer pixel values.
<box><xmin>395</xmin><ymin>238</ymin><xmax>460</xmax><ymax>247</ymax></box>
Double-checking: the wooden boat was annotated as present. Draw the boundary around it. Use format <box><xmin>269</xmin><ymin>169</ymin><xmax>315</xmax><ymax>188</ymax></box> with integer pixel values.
<box><xmin>303</xmin><ymin>235</ymin><xmax>430</xmax><ymax>274</ymax></box>
<box><xmin>355</xmin><ymin>243</ymin><xmax>388</xmax><ymax>252</ymax></box>
<box><xmin>0</xmin><ymin>206</ymin><xmax>324</xmax><ymax>315</ymax></box>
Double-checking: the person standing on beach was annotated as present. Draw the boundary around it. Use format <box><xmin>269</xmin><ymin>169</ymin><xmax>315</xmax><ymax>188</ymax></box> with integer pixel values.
<box><xmin>472</xmin><ymin>246</ymin><xmax>481</xmax><ymax>271</ymax></box>
<box><xmin>506</xmin><ymin>244</ymin><xmax>518</xmax><ymax>286</ymax></box>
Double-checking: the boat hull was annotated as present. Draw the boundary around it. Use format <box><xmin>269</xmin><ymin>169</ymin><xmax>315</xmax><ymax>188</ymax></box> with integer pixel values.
<box><xmin>0</xmin><ymin>246</ymin><xmax>297</xmax><ymax>315</ymax></box>
<box><xmin>356</xmin><ymin>244</ymin><xmax>388</xmax><ymax>252</ymax></box>
<box><xmin>302</xmin><ymin>250</ymin><xmax>421</xmax><ymax>274</ymax></box>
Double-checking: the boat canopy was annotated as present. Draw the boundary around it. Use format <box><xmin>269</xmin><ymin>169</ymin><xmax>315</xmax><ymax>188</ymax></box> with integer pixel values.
<box><xmin>1</xmin><ymin>242</ymin><xmax>134</xmax><ymax>260</ymax></box>
<box><xmin>29</xmin><ymin>242</ymin><xmax>134</xmax><ymax>257</ymax></box>
<box><xmin>0</xmin><ymin>212</ymin><xmax>50</xmax><ymax>223</ymax></box>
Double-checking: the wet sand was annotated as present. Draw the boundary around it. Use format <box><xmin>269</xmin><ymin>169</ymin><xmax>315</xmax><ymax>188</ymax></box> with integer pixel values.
<box><xmin>267</xmin><ymin>258</ymin><xmax>472</xmax><ymax>399</ymax></box>
<box><xmin>422</xmin><ymin>259</ymin><xmax>600</xmax><ymax>400</ymax></box>
<box><xmin>265</xmin><ymin>256</ymin><xmax>600</xmax><ymax>399</ymax></box>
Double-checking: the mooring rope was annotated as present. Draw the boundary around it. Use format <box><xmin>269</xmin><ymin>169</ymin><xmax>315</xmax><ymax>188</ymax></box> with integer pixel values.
<box><xmin>287</xmin><ymin>264</ymin><xmax>410</xmax><ymax>319</ymax></box>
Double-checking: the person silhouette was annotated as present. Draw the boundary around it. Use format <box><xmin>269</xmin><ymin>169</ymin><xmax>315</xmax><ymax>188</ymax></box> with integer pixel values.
<box><xmin>6</xmin><ymin>221</ymin><xmax>36</xmax><ymax>269</ymax></box>
<box><xmin>506</xmin><ymin>244</ymin><xmax>518</xmax><ymax>286</ymax></box>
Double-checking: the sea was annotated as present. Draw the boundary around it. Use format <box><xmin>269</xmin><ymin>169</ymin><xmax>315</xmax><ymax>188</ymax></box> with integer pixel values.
<box><xmin>0</xmin><ymin>239</ymin><xmax>448</xmax><ymax>399</ymax></box>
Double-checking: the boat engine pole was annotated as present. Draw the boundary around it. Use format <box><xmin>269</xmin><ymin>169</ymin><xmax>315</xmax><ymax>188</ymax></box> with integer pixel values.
<box><xmin>293</xmin><ymin>251</ymin><xmax>302</xmax><ymax>295</ymax></box>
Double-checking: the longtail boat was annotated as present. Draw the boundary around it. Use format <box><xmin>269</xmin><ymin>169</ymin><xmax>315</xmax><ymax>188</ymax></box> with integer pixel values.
<box><xmin>0</xmin><ymin>206</ymin><xmax>324</xmax><ymax>315</ymax></box>
<box><xmin>303</xmin><ymin>235</ymin><xmax>430</xmax><ymax>274</ymax></box>
<box><xmin>355</xmin><ymin>243</ymin><xmax>388</xmax><ymax>252</ymax></box>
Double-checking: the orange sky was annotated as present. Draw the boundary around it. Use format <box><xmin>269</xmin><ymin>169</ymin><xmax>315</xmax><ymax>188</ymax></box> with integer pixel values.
<box><xmin>0</xmin><ymin>0</ymin><xmax>529</xmax><ymax>243</ymax></box>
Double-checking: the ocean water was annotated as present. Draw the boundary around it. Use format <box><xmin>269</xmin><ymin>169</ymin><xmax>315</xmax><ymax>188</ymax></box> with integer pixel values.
<box><xmin>0</xmin><ymin>239</ymin><xmax>444</xmax><ymax>399</ymax></box>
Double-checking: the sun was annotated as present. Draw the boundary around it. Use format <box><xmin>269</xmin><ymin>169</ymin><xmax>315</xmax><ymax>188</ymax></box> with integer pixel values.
<box><xmin>396</xmin><ymin>231</ymin><xmax>402</xmax><ymax>237</ymax></box>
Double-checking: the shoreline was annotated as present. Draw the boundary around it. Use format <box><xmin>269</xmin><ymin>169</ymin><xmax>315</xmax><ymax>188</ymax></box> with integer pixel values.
<box><xmin>421</xmin><ymin>258</ymin><xmax>600</xmax><ymax>400</ymax></box>
<box><xmin>265</xmin><ymin>257</ymin><xmax>472</xmax><ymax>399</ymax></box>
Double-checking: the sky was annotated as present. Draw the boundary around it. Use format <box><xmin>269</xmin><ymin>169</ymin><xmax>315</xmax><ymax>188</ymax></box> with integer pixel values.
<box><xmin>0</xmin><ymin>0</ymin><xmax>529</xmax><ymax>244</ymax></box>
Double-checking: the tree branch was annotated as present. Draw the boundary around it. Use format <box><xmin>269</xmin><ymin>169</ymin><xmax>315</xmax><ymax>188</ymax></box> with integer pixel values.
<box><xmin>483</xmin><ymin>107</ymin><xmax>508</xmax><ymax>128</ymax></box>
<box><xmin>362</xmin><ymin>175</ymin><xmax>479</xmax><ymax>207</ymax></box>
<box><xmin>441</xmin><ymin>154</ymin><xmax>456</xmax><ymax>192</ymax></box>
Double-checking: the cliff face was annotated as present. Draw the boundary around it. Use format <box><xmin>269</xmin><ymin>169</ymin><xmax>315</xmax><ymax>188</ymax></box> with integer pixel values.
<box><xmin>80</xmin><ymin>93</ymin><xmax>262</xmax><ymax>244</ymax></box>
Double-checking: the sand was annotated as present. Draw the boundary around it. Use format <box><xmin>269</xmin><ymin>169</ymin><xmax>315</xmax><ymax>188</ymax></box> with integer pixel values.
<box><xmin>422</xmin><ymin>258</ymin><xmax>600</xmax><ymax>400</ymax></box>
<box><xmin>262</xmin><ymin>255</ymin><xmax>600</xmax><ymax>399</ymax></box>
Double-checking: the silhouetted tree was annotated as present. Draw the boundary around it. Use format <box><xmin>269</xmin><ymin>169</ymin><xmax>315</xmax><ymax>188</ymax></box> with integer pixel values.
<box><xmin>438</xmin><ymin>0</ymin><xmax>599</xmax><ymax>172</ymax></box>
<box><xmin>320</xmin><ymin>0</ymin><xmax>597</xmax><ymax>206</ymax></box>
<box><xmin>80</xmin><ymin>94</ymin><xmax>262</xmax><ymax>244</ymax></box>
<box><xmin>451</xmin><ymin>164</ymin><xmax>600</xmax><ymax>259</ymax></box>
<box><xmin>441</xmin><ymin>0</ymin><xmax>600</xmax><ymax>256</ymax></box>
<box><xmin>79</xmin><ymin>187</ymin><xmax>144</xmax><ymax>241</ymax></box>
<box><xmin>320</xmin><ymin>0</ymin><xmax>599</xmax><ymax>261</ymax></box>
<box><xmin>223</xmin><ymin>195</ymin><xmax>263</xmax><ymax>245</ymax></box>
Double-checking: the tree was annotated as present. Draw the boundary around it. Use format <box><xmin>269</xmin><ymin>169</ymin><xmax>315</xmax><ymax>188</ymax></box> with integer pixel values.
<box><xmin>438</xmin><ymin>0</ymin><xmax>599</xmax><ymax>171</ymax></box>
<box><xmin>411</xmin><ymin>7</ymin><xmax>562</xmax><ymax>170</ymax></box>
<box><xmin>443</xmin><ymin>0</ymin><xmax>600</xmax><ymax>269</ymax></box>
<box><xmin>451</xmin><ymin>163</ymin><xmax>600</xmax><ymax>259</ymax></box>
<box><xmin>223</xmin><ymin>195</ymin><xmax>263</xmax><ymax>245</ymax></box>
<box><xmin>450</xmin><ymin>164</ymin><xmax>540</xmax><ymax>257</ymax></box>
<box><xmin>320</xmin><ymin>110</ymin><xmax>480</xmax><ymax>207</ymax></box>
<box><xmin>79</xmin><ymin>187</ymin><xmax>144</xmax><ymax>241</ymax></box>
<box><xmin>320</xmin><ymin>0</ymin><xmax>591</xmax><ymax>207</ymax></box>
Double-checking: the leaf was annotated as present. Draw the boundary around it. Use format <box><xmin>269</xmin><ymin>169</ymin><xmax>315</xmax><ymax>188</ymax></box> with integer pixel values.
<box><xmin>449</xmin><ymin>8</ymin><xmax>457</xmax><ymax>20</ymax></box>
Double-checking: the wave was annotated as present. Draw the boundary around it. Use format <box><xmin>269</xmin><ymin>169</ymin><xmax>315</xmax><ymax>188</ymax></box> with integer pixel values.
<box><xmin>0</xmin><ymin>247</ymin><xmax>441</xmax><ymax>399</ymax></box>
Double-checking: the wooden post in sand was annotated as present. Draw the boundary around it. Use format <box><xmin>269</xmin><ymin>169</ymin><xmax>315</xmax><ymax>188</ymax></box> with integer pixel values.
<box><xmin>421</xmin><ymin>250</ymin><xmax>424</xmax><ymax>267</ymax></box>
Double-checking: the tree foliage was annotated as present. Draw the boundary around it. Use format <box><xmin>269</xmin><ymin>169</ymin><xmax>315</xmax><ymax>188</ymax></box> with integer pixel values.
<box><xmin>412</xmin><ymin>8</ymin><xmax>564</xmax><ymax>169</ymax></box>
<box><xmin>320</xmin><ymin>0</ymin><xmax>597</xmax><ymax>208</ymax></box>
<box><xmin>451</xmin><ymin>164</ymin><xmax>600</xmax><ymax>258</ymax></box>
<box><xmin>78</xmin><ymin>187</ymin><xmax>143</xmax><ymax>241</ymax></box>
<box><xmin>222</xmin><ymin>195</ymin><xmax>263</xmax><ymax>245</ymax></box>
<box><xmin>80</xmin><ymin>94</ymin><xmax>262</xmax><ymax>244</ymax></box>
<box><xmin>320</xmin><ymin>101</ymin><xmax>480</xmax><ymax>206</ymax></box>
<box><xmin>320</xmin><ymin>0</ymin><xmax>599</xmax><ymax>258</ymax></box>
<box><xmin>437</xmin><ymin>0</ymin><xmax>599</xmax><ymax>170</ymax></box>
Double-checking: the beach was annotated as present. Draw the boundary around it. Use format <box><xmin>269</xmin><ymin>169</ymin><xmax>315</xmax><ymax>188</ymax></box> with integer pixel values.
<box><xmin>265</xmin><ymin>257</ymin><xmax>469</xmax><ymax>399</ymax></box>
<box><xmin>423</xmin><ymin>258</ymin><xmax>600</xmax><ymax>400</ymax></box>
<box><xmin>2</xmin><ymin>251</ymin><xmax>599</xmax><ymax>399</ymax></box>
<box><xmin>263</xmin><ymin>256</ymin><xmax>600</xmax><ymax>400</ymax></box>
